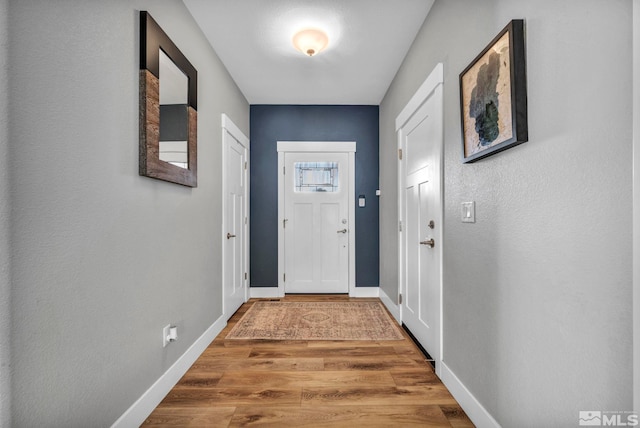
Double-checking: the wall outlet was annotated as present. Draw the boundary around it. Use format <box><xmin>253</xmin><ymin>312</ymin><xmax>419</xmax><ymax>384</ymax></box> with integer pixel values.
<box><xmin>162</xmin><ymin>324</ymin><xmax>171</xmax><ymax>347</ymax></box>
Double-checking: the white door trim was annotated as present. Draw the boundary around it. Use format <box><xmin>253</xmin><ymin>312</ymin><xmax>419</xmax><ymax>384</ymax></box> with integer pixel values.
<box><xmin>221</xmin><ymin>114</ymin><xmax>249</xmax><ymax>317</ymax></box>
<box><xmin>277</xmin><ymin>141</ymin><xmax>356</xmax><ymax>297</ymax></box>
<box><xmin>396</xmin><ymin>63</ymin><xmax>444</xmax><ymax>374</ymax></box>
<box><xmin>396</xmin><ymin>63</ymin><xmax>444</xmax><ymax>131</ymax></box>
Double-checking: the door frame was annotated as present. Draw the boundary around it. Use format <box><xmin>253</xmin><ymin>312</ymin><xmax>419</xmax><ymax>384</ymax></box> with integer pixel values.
<box><xmin>396</xmin><ymin>63</ymin><xmax>444</xmax><ymax>374</ymax></box>
<box><xmin>221</xmin><ymin>114</ymin><xmax>249</xmax><ymax>318</ymax></box>
<box><xmin>277</xmin><ymin>141</ymin><xmax>356</xmax><ymax>297</ymax></box>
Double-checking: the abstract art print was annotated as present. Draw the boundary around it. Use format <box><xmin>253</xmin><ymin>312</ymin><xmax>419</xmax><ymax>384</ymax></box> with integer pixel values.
<box><xmin>460</xmin><ymin>20</ymin><xmax>528</xmax><ymax>163</ymax></box>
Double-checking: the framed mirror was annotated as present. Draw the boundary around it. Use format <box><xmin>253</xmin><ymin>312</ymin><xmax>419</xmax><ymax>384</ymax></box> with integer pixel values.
<box><xmin>139</xmin><ymin>11</ymin><xmax>197</xmax><ymax>187</ymax></box>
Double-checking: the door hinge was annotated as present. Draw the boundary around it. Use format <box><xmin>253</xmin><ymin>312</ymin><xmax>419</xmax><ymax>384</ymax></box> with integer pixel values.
<box><xmin>244</xmin><ymin>161</ymin><xmax>247</xmax><ymax>170</ymax></box>
<box><xmin>399</xmin><ymin>294</ymin><xmax>403</xmax><ymax>304</ymax></box>
<box><xmin>398</xmin><ymin>149</ymin><xmax>403</xmax><ymax>160</ymax></box>
<box><xmin>245</xmin><ymin>217</ymin><xmax>248</xmax><ymax>225</ymax></box>
<box><xmin>283</xmin><ymin>166</ymin><xmax>286</xmax><ymax>175</ymax></box>
<box><xmin>283</xmin><ymin>273</ymin><xmax>286</xmax><ymax>282</ymax></box>
<box><xmin>399</xmin><ymin>220</ymin><xmax>403</xmax><ymax>232</ymax></box>
<box><xmin>244</xmin><ymin>272</ymin><xmax>248</xmax><ymax>280</ymax></box>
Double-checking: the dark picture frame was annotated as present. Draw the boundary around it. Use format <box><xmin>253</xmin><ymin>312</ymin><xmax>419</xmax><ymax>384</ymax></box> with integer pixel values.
<box><xmin>459</xmin><ymin>19</ymin><xmax>527</xmax><ymax>163</ymax></box>
<box><xmin>139</xmin><ymin>11</ymin><xmax>198</xmax><ymax>187</ymax></box>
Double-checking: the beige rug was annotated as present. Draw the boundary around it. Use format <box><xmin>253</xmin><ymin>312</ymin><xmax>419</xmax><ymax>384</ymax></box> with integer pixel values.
<box><xmin>226</xmin><ymin>301</ymin><xmax>404</xmax><ymax>341</ymax></box>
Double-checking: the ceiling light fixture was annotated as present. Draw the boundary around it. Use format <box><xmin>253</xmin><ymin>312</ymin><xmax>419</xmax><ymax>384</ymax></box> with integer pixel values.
<box><xmin>292</xmin><ymin>28</ymin><xmax>329</xmax><ymax>57</ymax></box>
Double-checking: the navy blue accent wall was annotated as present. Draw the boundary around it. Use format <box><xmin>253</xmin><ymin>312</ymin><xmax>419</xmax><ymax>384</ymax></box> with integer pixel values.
<box><xmin>250</xmin><ymin>105</ymin><xmax>379</xmax><ymax>288</ymax></box>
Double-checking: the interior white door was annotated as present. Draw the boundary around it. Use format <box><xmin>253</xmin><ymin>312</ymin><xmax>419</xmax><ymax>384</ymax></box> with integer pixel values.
<box><xmin>223</xmin><ymin>128</ymin><xmax>247</xmax><ymax>318</ymax></box>
<box><xmin>399</xmin><ymin>65</ymin><xmax>443</xmax><ymax>372</ymax></box>
<box><xmin>283</xmin><ymin>152</ymin><xmax>349</xmax><ymax>293</ymax></box>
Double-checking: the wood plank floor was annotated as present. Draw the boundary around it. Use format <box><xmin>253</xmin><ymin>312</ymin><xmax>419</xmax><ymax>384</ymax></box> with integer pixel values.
<box><xmin>143</xmin><ymin>295</ymin><xmax>474</xmax><ymax>427</ymax></box>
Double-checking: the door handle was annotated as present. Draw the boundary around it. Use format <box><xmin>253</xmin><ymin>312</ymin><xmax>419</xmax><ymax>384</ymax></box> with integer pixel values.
<box><xmin>420</xmin><ymin>238</ymin><xmax>435</xmax><ymax>248</ymax></box>
<box><xmin>227</xmin><ymin>233</ymin><xmax>236</xmax><ymax>239</ymax></box>
<box><xmin>337</xmin><ymin>229</ymin><xmax>348</xmax><ymax>234</ymax></box>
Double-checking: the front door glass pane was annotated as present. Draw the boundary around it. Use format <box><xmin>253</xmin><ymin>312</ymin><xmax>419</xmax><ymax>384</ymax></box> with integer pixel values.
<box><xmin>294</xmin><ymin>162</ymin><xmax>339</xmax><ymax>192</ymax></box>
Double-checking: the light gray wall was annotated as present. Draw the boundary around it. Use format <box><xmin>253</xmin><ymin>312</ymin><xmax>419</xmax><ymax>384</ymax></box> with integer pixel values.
<box><xmin>634</xmin><ymin>0</ymin><xmax>640</xmax><ymax>415</ymax></box>
<box><xmin>380</xmin><ymin>0</ymin><xmax>633</xmax><ymax>426</ymax></box>
<box><xmin>7</xmin><ymin>0</ymin><xmax>248</xmax><ymax>426</ymax></box>
<box><xmin>0</xmin><ymin>0</ymin><xmax>11</xmax><ymax>426</ymax></box>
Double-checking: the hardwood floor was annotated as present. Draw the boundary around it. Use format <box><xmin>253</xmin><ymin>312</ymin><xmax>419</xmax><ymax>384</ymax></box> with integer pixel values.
<box><xmin>143</xmin><ymin>295</ymin><xmax>474</xmax><ymax>427</ymax></box>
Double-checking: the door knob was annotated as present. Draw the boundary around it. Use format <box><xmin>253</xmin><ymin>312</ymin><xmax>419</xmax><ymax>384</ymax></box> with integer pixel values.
<box><xmin>227</xmin><ymin>233</ymin><xmax>236</xmax><ymax>239</ymax></box>
<box><xmin>420</xmin><ymin>238</ymin><xmax>435</xmax><ymax>248</ymax></box>
<box><xmin>337</xmin><ymin>229</ymin><xmax>348</xmax><ymax>234</ymax></box>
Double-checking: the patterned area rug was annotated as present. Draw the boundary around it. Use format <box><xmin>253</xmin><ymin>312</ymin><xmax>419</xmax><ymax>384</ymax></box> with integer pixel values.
<box><xmin>226</xmin><ymin>301</ymin><xmax>404</xmax><ymax>341</ymax></box>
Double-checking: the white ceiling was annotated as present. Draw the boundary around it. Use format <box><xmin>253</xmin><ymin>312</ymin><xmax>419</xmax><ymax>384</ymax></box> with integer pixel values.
<box><xmin>183</xmin><ymin>0</ymin><xmax>434</xmax><ymax>105</ymax></box>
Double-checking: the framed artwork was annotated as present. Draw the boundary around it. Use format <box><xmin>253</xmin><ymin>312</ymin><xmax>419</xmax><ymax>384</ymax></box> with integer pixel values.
<box><xmin>459</xmin><ymin>19</ymin><xmax>528</xmax><ymax>163</ymax></box>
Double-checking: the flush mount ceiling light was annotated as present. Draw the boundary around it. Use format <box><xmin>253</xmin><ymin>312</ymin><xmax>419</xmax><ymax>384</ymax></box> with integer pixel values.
<box><xmin>292</xmin><ymin>28</ymin><xmax>329</xmax><ymax>57</ymax></box>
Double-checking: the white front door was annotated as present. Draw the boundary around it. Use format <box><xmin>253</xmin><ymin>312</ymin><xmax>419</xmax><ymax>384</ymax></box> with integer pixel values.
<box><xmin>398</xmin><ymin>64</ymin><xmax>444</xmax><ymax>373</ymax></box>
<box><xmin>222</xmin><ymin>116</ymin><xmax>248</xmax><ymax>319</ymax></box>
<box><xmin>283</xmin><ymin>151</ymin><xmax>350</xmax><ymax>293</ymax></box>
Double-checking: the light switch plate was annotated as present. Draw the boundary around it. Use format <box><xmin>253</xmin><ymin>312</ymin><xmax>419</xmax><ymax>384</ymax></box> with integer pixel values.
<box><xmin>461</xmin><ymin>201</ymin><xmax>475</xmax><ymax>223</ymax></box>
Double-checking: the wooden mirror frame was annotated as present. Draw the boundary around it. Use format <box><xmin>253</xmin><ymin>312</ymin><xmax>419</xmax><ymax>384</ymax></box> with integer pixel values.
<box><xmin>139</xmin><ymin>11</ymin><xmax>198</xmax><ymax>187</ymax></box>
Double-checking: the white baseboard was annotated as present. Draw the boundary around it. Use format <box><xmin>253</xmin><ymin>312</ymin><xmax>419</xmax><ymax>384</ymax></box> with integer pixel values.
<box><xmin>378</xmin><ymin>287</ymin><xmax>401</xmax><ymax>323</ymax></box>
<box><xmin>248</xmin><ymin>286</ymin><xmax>380</xmax><ymax>299</ymax></box>
<box><xmin>250</xmin><ymin>287</ymin><xmax>282</xmax><ymax>298</ymax></box>
<box><xmin>111</xmin><ymin>315</ymin><xmax>227</xmax><ymax>428</ymax></box>
<box><xmin>350</xmin><ymin>286</ymin><xmax>380</xmax><ymax>298</ymax></box>
<box><xmin>440</xmin><ymin>361</ymin><xmax>501</xmax><ymax>428</ymax></box>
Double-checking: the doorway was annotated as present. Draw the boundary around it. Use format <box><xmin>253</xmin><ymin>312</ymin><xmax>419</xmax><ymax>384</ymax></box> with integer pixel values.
<box><xmin>222</xmin><ymin>114</ymin><xmax>249</xmax><ymax>319</ymax></box>
<box><xmin>277</xmin><ymin>141</ymin><xmax>356</xmax><ymax>296</ymax></box>
<box><xmin>397</xmin><ymin>64</ymin><xmax>444</xmax><ymax>374</ymax></box>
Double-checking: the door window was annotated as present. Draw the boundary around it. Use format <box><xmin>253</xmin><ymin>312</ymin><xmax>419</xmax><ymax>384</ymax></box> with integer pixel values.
<box><xmin>294</xmin><ymin>162</ymin><xmax>339</xmax><ymax>193</ymax></box>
